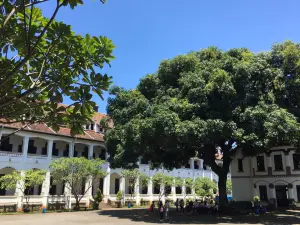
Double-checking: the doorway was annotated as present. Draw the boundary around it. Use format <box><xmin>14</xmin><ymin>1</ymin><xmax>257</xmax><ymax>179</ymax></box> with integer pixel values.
<box><xmin>275</xmin><ymin>185</ymin><xmax>288</xmax><ymax>207</ymax></box>
<box><xmin>115</xmin><ymin>178</ymin><xmax>120</xmax><ymax>194</ymax></box>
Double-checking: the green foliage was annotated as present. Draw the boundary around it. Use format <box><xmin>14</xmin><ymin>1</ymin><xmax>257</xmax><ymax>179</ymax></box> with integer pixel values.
<box><xmin>253</xmin><ymin>196</ymin><xmax>260</xmax><ymax>203</ymax></box>
<box><xmin>226</xmin><ymin>180</ymin><xmax>232</xmax><ymax>194</ymax></box>
<box><xmin>105</xmin><ymin>42</ymin><xmax>300</xmax><ymax>207</ymax></box>
<box><xmin>94</xmin><ymin>188</ymin><xmax>103</xmax><ymax>203</ymax></box>
<box><xmin>174</xmin><ymin>177</ymin><xmax>194</xmax><ymax>199</ymax></box>
<box><xmin>116</xmin><ymin>190</ymin><xmax>123</xmax><ymax>202</ymax></box>
<box><xmin>49</xmin><ymin>157</ymin><xmax>106</xmax><ymax>210</ymax></box>
<box><xmin>93</xmin><ymin>188</ymin><xmax>103</xmax><ymax>209</ymax></box>
<box><xmin>0</xmin><ymin>0</ymin><xmax>114</xmax><ymax>135</ymax></box>
<box><xmin>0</xmin><ymin>169</ymin><xmax>46</xmax><ymax>208</ymax></box>
<box><xmin>151</xmin><ymin>172</ymin><xmax>173</xmax><ymax>199</ymax></box>
<box><xmin>194</xmin><ymin>177</ymin><xmax>217</xmax><ymax>198</ymax></box>
<box><xmin>121</xmin><ymin>169</ymin><xmax>148</xmax><ymax>198</ymax></box>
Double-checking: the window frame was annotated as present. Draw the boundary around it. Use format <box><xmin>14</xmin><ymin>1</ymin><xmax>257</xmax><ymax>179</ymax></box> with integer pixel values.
<box><xmin>274</xmin><ymin>154</ymin><xmax>283</xmax><ymax>171</ymax></box>
<box><xmin>237</xmin><ymin>158</ymin><xmax>244</xmax><ymax>172</ymax></box>
<box><xmin>256</xmin><ymin>155</ymin><xmax>265</xmax><ymax>172</ymax></box>
<box><xmin>293</xmin><ymin>154</ymin><xmax>300</xmax><ymax>170</ymax></box>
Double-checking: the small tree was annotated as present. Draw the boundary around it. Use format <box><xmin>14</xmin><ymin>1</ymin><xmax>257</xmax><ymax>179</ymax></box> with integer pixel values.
<box><xmin>0</xmin><ymin>169</ymin><xmax>46</xmax><ymax>210</ymax></box>
<box><xmin>152</xmin><ymin>172</ymin><xmax>173</xmax><ymax>201</ymax></box>
<box><xmin>226</xmin><ymin>180</ymin><xmax>232</xmax><ymax>195</ymax></box>
<box><xmin>121</xmin><ymin>169</ymin><xmax>148</xmax><ymax>201</ymax></box>
<box><xmin>50</xmin><ymin>157</ymin><xmax>106</xmax><ymax>210</ymax></box>
<box><xmin>175</xmin><ymin>177</ymin><xmax>194</xmax><ymax>200</ymax></box>
<box><xmin>194</xmin><ymin>177</ymin><xmax>217</xmax><ymax>198</ymax></box>
<box><xmin>93</xmin><ymin>188</ymin><xmax>103</xmax><ymax>210</ymax></box>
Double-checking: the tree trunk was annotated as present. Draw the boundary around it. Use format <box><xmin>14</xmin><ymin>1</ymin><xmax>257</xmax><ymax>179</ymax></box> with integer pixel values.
<box><xmin>74</xmin><ymin>196</ymin><xmax>80</xmax><ymax>211</ymax></box>
<box><xmin>218</xmin><ymin>172</ymin><xmax>228</xmax><ymax>209</ymax></box>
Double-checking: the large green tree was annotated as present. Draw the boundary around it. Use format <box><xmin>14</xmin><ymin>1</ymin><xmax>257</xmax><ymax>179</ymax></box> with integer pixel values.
<box><xmin>0</xmin><ymin>0</ymin><xmax>114</xmax><ymax>135</ymax></box>
<box><xmin>105</xmin><ymin>41</ymin><xmax>300</xmax><ymax>208</ymax></box>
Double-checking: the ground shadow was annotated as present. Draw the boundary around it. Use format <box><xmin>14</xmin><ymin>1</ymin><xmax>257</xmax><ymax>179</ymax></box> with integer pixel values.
<box><xmin>98</xmin><ymin>208</ymin><xmax>300</xmax><ymax>224</ymax></box>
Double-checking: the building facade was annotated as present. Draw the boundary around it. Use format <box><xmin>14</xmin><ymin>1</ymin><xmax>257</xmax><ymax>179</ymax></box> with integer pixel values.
<box><xmin>0</xmin><ymin>111</ymin><xmax>226</xmax><ymax>209</ymax></box>
<box><xmin>231</xmin><ymin>147</ymin><xmax>300</xmax><ymax>207</ymax></box>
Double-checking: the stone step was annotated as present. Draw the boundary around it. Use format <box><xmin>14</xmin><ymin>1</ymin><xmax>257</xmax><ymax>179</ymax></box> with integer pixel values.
<box><xmin>99</xmin><ymin>201</ymin><xmax>111</xmax><ymax>210</ymax></box>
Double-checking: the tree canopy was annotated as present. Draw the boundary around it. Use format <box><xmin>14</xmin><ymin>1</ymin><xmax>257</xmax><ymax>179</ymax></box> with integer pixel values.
<box><xmin>0</xmin><ymin>0</ymin><xmax>114</xmax><ymax>135</ymax></box>
<box><xmin>121</xmin><ymin>168</ymin><xmax>148</xmax><ymax>199</ymax></box>
<box><xmin>0</xmin><ymin>169</ymin><xmax>46</xmax><ymax>209</ymax></box>
<box><xmin>105</xmin><ymin>41</ymin><xmax>300</xmax><ymax>206</ymax></box>
<box><xmin>49</xmin><ymin>157</ymin><xmax>106</xmax><ymax>210</ymax></box>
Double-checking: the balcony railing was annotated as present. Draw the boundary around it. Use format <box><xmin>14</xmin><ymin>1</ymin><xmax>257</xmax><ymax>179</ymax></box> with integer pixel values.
<box><xmin>0</xmin><ymin>150</ymin><xmax>22</xmax><ymax>157</ymax></box>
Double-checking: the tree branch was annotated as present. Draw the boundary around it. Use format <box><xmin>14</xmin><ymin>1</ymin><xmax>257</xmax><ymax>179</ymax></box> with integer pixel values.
<box><xmin>0</xmin><ymin>1</ymin><xmax>63</xmax><ymax>88</ymax></box>
<box><xmin>0</xmin><ymin>123</ymin><xmax>30</xmax><ymax>144</ymax></box>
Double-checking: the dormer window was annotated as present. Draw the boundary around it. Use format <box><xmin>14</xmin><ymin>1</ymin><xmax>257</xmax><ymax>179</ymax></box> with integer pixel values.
<box><xmin>85</xmin><ymin>124</ymin><xmax>90</xmax><ymax>130</ymax></box>
<box><xmin>99</xmin><ymin>126</ymin><xmax>104</xmax><ymax>133</ymax></box>
<box><xmin>91</xmin><ymin>123</ymin><xmax>94</xmax><ymax>131</ymax></box>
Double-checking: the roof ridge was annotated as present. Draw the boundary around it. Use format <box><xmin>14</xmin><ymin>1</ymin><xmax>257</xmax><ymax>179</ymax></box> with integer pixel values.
<box><xmin>43</xmin><ymin>123</ymin><xmax>56</xmax><ymax>134</ymax></box>
<box><xmin>83</xmin><ymin>130</ymin><xmax>94</xmax><ymax>139</ymax></box>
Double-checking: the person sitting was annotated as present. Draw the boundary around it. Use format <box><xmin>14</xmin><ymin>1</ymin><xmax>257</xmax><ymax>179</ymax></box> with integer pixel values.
<box><xmin>149</xmin><ymin>202</ymin><xmax>154</xmax><ymax>212</ymax></box>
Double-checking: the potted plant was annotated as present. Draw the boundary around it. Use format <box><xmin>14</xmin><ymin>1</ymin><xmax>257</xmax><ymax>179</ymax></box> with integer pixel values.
<box><xmin>253</xmin><ymin>196</ymin><xmax>260</xmax><ymax>206</ymax></box>
<box><xmin>93</xmin><ymin>188</ymin><xmax>103</xmax><ymax>210</ymax></box>
<box><xmin>116</xmin><ymin>191</ymin><xmax>123</xmax><ymax>208</ymax></box>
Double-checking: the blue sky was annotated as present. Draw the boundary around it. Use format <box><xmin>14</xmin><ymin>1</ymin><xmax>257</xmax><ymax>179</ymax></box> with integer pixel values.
<box><xmin>42</xmin><ymin>0</ymin><xmax>300</xmax><ymax>113</ymax></box>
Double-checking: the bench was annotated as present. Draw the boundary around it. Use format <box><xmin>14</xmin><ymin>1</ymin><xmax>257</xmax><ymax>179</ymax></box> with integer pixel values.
<box><xmin>79</xmin><ymin>206</ymin><xmax>87</xmax><ymax>211</ymax></box>
<box><xmin>0</xmin><ymin>204</ymin><xmax>17</xmax><ymax>213</ymax></box>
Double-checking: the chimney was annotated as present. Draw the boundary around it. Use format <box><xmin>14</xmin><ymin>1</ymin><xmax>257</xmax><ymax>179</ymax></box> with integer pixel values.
<box><xmin>93</xmin><ymin>105</ymin><xmax>99</xmax><ymax>112</ymax></box>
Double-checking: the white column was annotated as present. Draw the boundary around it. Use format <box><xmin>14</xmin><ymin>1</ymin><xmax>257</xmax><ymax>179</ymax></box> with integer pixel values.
<box><xmin>148</xmin><ymin>177</ymin><xmax>153</xmax><ymax>195</ymax></box>
<box><xmin>148</xmin><ymin>177</ymin><xmax>153</xmax><ymax>202</ymax></box>
<box><xmin>105</xmin><ymin>152</ymin><xmax>109</xmax><ymax>161</ymax></box>
<box><xmin>190</xmin><ymin>158</ymin><xmax>195</xmax><ymax>169</ymax></box>
<box><xmin>103</xmin><ymin>168</ymin><xmax>111</xmax><ymax>203</ymax></box>
<box><xmin>253</xmin><ymin>185</ymin><xmax>258</xmax><ymax>197</ymax></box>
<box><xmin>85</xmin><ymin>176</ymin><xmax>93</xmax><ymax>207</ymax></box>
<box><xmin>171</xmin><ymin>179</ymin><xmax>176</xmax><ymax>202</ymax></box>
<box><xmin>41</xmin><ymin>171</ymin><xmax>50</xmax><ymax>207</ymax></box>
<box><xmin>135</xmin><ymin>177</ymin><xmax>140</xmax><ymax>206</ymax></box>
<box><xmin>22</xmin><ymin>136</ymin><xmax>29</xmax><ymax>160</ymax></box>
<box><xmin>0</xmin><ymin>127</ymin><xmax>3</xmax><ymax>141</ymax></box>
<box><xmin>68</xmin><ymin>142</ymin><xmax>74</xmax><ymax>158</ymax></box>
<box><xmin>288</xmin><ymin>187</ymin><xmax>294</xmax><ymax>199</ymax></box>
<box><xmin>120</xmin><ymin>177</ymin><xmax>126</xmax><ymax>205</ymax></box>
<box><xmin>160</xmin><ymin>184</ymin><xmax>165</xmax><ymax>204</ymax></box>
<box><xmin>182</xmin><ymin>181</ymin><xmax>186</xmax><ymax>199</ymax></box>
<box><xmin>47</xmin><ymin>140</ymin><xmax>53</xmax><ymax>161</ymax></box>
<box><xmin>88</xmin><ymin>145</ymin><xmax>94</xmax><ymax>159</ymax></box>
<box><xmin>267</xmin><ymin>155</ymin><xmax>272</xmax><ymax>167</ymax></box>
<box><xmin>285</xmin><ymin>152</ymin><xmax>291</xmax><ymax>167</ymax></box>
<box><xmin>270</xmin><ymin>187</ymin><xmax>277</xmax><ymax>208</ymax></box>
<box><xmin>120</xmin><ymin>177</ymin><xmax>125</xmax><ymax>193</ymax></box>
<box><xmin>64</xmin><ymin>183</ymin><xmax>72</xmax><ymax>209</ymax></box>
<box><xmin>210</xmin><ymin>170</ymin><xmax>213</xmax><ymax>181</ymax></box>
<box><xmin>16</xmin><ymin>170</ymin><xmax>25</xmax><ymax>209</ymax></box>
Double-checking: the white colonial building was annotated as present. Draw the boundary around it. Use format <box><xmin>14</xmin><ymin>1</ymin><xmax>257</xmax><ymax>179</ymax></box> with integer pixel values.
<box><xmin>0</xmin><ymin>110</ymin><xmax>224</xmax><ymax>210</ymax></box>
<box><xmin>231</xmin><ymin>147</ymin><xmax>300</xmax><ymax>207</ymax></box>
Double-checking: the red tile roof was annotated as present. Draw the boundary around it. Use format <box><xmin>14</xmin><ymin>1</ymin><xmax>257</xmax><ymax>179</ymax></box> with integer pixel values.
<box><xmin>0</xmin><ymin>118</ymin><xmax>105</xmax><ymax>142</ymax></box>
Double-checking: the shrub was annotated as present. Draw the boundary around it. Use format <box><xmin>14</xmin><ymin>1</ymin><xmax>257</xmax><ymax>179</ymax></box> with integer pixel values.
<box><xmin>93</xmin><ymin>188</ymin><xmax>103</xmax><ymax>210</ymax></box>
<box><xmin>116</xmin><ymin>191</ymin><xmax>123</xmax><ymax>202</ymax></box>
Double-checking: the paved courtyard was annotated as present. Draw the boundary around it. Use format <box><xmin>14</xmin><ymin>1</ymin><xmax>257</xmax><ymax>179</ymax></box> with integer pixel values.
<box><xmin>1</xmin><ymin>209</ymin><xmax>300</xmax><ymax>225</ymax></box>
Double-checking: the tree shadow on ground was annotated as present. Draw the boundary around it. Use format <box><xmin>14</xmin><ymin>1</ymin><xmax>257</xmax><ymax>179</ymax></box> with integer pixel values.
<box><xmin>98</xmin><ymin>208</ymin><xmax>300</xmax><ymax>224</ymax></box>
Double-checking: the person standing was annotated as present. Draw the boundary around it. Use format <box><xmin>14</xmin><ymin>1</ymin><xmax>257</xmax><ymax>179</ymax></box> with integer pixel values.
<box><xmin>159</xmin><ymin>202</ymin><xmax>164</xmax><ymax>221</ymax></box>
<box><xmin>180</xmin><ymin>199</ymin><xmax>184</xmax><ymax>214</ymax></box>
<box><xmin>165</xmin><ymin>200</ymin><xmax>170</xmax><ymax>220</ymax></box>
<box><xmin>175</xmin><ymin>198</ymin><xmax>179</xmax><ymax>212</ymax></box>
